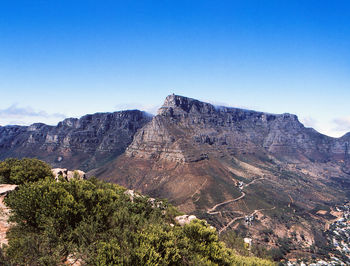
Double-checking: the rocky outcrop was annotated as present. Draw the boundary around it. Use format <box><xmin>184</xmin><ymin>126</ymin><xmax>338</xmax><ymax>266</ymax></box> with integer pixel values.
<box><xmin>0</xmin><ymin>184</ymin><xmax>18</xmax><ymax>245</ymax></box>
<box><xmin>175</xmin><ymin>215</ymin><xmax>197</xmax><ymax>226</ymax></box>
<box><xmin>52</xmin><ymin>168</ymin><xmax>86</xmax><ymax>181</ymax></box>
<box><xmin>0</xmin><ymin>184</ymin><xmax>17</xmax><ymax>196</ymax></box>
<box><xmin>0</xmin><ymin>110</ymin><xmax>152</xmax><ymax>171</ymax></box>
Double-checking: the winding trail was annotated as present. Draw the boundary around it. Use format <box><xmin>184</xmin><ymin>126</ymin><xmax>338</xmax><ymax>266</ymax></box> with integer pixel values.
<box><xmin>218</xmin><ymin>206</ymin><xmax>276</xmax><ymax>234</ymax></box>
<box><xmin>203</xmin><ymin>177</ymin><xmax>276</xmax><ymax>234</ymax></box>
<box><xmin>206</xmin><ymin>177</ymin><xmax>265</xmax><ymax>215</ymax></box>
<box><xmin>207</xmin><ymin>192</ymin><xmax>246</xmax><ymax>215</ymax></box>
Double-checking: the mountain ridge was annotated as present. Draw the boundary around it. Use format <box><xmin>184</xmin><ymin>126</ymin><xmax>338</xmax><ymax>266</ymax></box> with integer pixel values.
<box><xmin>1</xmin><ymin>95</ymin><xmax>348</xmax><ymax>141</ymax></box>
<box><xmin>1</xmin><ymin>94</ymin><xmax>350</xmax><ymax>258</ymax></box>
<box><xmin>92</xmin><ymin>94</ymin><xmax>350</xmax><ymax>258</ymax></box>
<box><xmin>124</xmin><ymin>94</ymin><xmax>349</xmax><ymax>165</ymax></box>
<box><xmin>0</xmin><ymin>110</ymin><xmax>152</xmax><ymax>171</ymax></box>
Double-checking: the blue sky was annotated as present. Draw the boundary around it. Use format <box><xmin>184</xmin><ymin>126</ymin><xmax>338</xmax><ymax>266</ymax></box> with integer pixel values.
<box><xmin>0</xmin><ymin>0</ymin><xmax>350</xmax><ymax>137</ymax></box>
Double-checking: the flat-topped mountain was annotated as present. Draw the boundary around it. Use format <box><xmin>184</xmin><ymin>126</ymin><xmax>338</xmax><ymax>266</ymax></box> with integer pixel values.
<box><xmin>94</xmin><ymin>95</ymin><xmax>350</xmax><ymax>257</ymax></box>
<box><xmin>1</xmin><ymin>94</ymin><xmax>350</xmax><ymax>258</ymax></box>
<box><xmin>0</xmin><ymin>110</ymin><xmax>152</xmax><ymax>171</ymax></box>
<box><xmin>126</xmin><ymin>94</ymin><xmax>349</xmax><ymax>164</ymax></box>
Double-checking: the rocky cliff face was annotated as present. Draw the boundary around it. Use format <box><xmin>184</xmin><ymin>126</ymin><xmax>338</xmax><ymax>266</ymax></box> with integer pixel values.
<box><xmin>1</xmin><ymin>94</ymin><xmax>350</xmax><ymax>257</ymax></box>
<box><xmin>97</xmin><ymin>95</ymin><xmax>350</xmax><ymax>255</ymax></box>
<box><xmin>97</xmin><ymin>96</ymin><xmax>350</xmax><ymax>204</ymax></box>
<box><xmin>0</xmin><ymin>110</ymin><xmax>152</xmax><ymax>171</ymax></box>
<box><xmin>126</xmin><ymin>94</ymin><xmax>349</xmax><ymax>164</ymax></box>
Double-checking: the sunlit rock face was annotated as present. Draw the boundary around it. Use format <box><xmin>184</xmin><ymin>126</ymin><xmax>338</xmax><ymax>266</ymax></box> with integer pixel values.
<box><xmin>1</xmin><ymin>94</ymin><xmax>350</xmax><ymax>256</ymax></box>
<box><xmin>126</xmin><ymin>94</ymin><xmax>349</xmax><ymax>164</ymax></box>
<box><xmin>95</xmin><ymin>95</ymin><xmax>350</xmax><ymax>255</ymax></box>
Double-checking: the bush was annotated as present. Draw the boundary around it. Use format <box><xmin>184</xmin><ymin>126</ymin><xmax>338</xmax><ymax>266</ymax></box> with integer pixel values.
<box><xmin>269</xmin><ymin>248</ymin><xmax>284</xmax><ymax>261</ymax></box>
<box><xmin>220</xmin><ymin>231</ymin><xmax>249</xmax><ymax>256</ymax></box>
<box><xmin>2</xmin><ymin>167</ymin><xmax>275</xmax><ymax>265</ymax></box>
<box><xmin>0</xmin><ymin>158</ymin><xmax>53</xmax><ymax>184</ymax></box>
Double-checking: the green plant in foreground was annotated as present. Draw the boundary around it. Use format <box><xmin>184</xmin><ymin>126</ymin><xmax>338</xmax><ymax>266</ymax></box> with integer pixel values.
<box><xmin>0</xmin><ymin>158</ymin><xmax>275</xmax><ymax>265</ymax></box>
<box><xmin>0</xmin><ymin>158</ymin><xmax>53</xmax><ymax>185</ymax></box>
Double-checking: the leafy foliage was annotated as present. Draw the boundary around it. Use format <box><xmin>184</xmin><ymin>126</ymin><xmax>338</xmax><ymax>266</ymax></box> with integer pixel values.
<box><xmin>0</xmin><ymin>158</ymin><xmax>53</xmax><ymax>184</ymax></box>
<box><xmin>1</xmin><ymin>159</ymin><xmax>275</xmax><ymax>265</ymax></box>
<box><xmin>221</xmin><ymin>231</ymin><xmax>249</xmax><ymax>257</ymax></box>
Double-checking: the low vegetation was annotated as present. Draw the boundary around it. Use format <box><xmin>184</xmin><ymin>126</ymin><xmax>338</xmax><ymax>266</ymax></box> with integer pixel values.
<box><xmin>0</xmin><ymin>158</ymin><xmax>53</xmax><ymax>185</ymax></box>
<box><xmin>0</xmin><ymin>158</ymin><xmax>274</xmax><ymax>265</ymax></box>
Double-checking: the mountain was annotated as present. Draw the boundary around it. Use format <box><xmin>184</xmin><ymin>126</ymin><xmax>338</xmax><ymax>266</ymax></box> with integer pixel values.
<box><xmin>94</xmin><ymin>94</ymin><xmax>350</xmax><ymax>258</ymax></box>
<box><xmin>0</xmin><ymin>110</ymin><xmax>152</xmax><ymax>171</ymax></box>
<box><xmin>1</xmin><ymin>94</ymin><xmax>350</xmax><ymax>259</ymax></box>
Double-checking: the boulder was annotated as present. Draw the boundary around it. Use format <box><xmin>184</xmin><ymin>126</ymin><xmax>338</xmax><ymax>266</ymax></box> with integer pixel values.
<box><xmin>175</xmin><ymin>215</ymin><xmax>197</xmax><ymax>226</ymax></box>
<box><xmin>52</xmin><ymin>168</ymin><xmax>86</xmax><ymax>181</ymax></box>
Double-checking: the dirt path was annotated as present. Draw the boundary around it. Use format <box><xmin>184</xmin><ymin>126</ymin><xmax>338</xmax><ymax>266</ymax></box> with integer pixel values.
<box><xmin>191</xmin><ymin>178</ymin><xmax>208</xmax><ymax>203</ymax></box>
<box><xmin>206</xmin><ymin>177</ymin><xmax>265</xmax><ymax>215</ymax></box>
<box><xmin>207</xmin><ymin>192</ymin><xmax>246</xmax><ymax>215</ymax></box>
<box><xmin>244</xmin><ymin>177</ymin><xmax>265</xmax><ymax>188</ymax></box>
<box><xmin>204</xmin><ymin>177</ymin><xmax>274</xmax><ymax>234</ymax></box>
<box><xmin>218</xmin><ymin>206</ymin><xmax>275</xmax><ymax>234</ymax></box>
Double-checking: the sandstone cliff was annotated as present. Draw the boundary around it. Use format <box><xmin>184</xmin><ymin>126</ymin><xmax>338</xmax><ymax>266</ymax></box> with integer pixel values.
<box><xmin>127</xmin><ymin>94</ymin><xmax>349</xmax><ymax>164</ymax></box>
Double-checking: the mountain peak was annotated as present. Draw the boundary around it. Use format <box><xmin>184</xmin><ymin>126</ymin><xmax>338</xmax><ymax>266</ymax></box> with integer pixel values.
<box><xmin>162</xmin><ymin>94</ymin><xmax>198</xmax><ymax>107</ymax></box>
<box><xmin>158</xmin><ymin>94</ymin><xmax>218</xmax><ymax>116</ymax></box>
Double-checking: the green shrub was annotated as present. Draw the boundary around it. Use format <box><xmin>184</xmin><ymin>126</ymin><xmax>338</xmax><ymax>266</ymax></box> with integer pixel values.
<box><xmin>0</xmin><ymin>158</ymin><xmax>53</xmax><ymax>185</ymax></box>
<box><xmin>2</xmin><ymin>166</ymin><xmax>275</xmax><ymax>265</ymax></box>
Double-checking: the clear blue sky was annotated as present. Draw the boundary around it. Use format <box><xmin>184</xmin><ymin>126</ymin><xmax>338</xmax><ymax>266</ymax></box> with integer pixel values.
<box><xmin>0</xmin><ymin>0</ymin><xmax>349</xmax><ymax>137</ymax></box>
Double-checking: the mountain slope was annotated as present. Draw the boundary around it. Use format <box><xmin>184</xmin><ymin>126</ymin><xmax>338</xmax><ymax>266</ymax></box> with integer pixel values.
<box><xmin>1</xmin><ymin>94</ymin><xmax>350</xmax><ymax>258</ymax></box>
<box><xmin>0</xmin><ymin>110</ymin><xmax>152</xmax><ymax>171</ymax></box>
<box><xmin>96</xmin><ymin>94</ymin><xmax>350</xmax><ymax>256</ymax></box>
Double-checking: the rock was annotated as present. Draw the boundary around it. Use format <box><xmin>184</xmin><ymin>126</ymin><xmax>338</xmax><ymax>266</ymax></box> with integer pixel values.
<box><xmin>175</xmin><ymin>215</ymin><xmax>197</xmax><ymax>226</ymax></box>
<box><xmin>124</xmin><ymin>189</ymin><xmax>137</xmax><ymax>202</ymax></box>
<box><xmin>0</xmin><ymin>110</ymin><xmax>152</xmax><ymax>171</ymax></box>
<box><xmin>0</xmin><ymin>184</ymin><xmax>18</xmax><ymax>196</ymax></box>
<box><xmin>52</xmin><ymin>168</ymin><xmax>86</xmax><ymax>181</ymax></box>
<box><xmin>0</xmin><ymin>184</ymin><xmax>18</xmax><ymax>246</ymax></box>
<box><xmin>243</xmin><ymin>237</ymin><xmax>252</xmax><ymax>246</ymax></box>
<box><xmin>66</xmin><ymin>170</ymin><xmax>86</xmax><ymax>180</ymax></box>
<box><xmin>52</xmin><ymin>168</ymin><xmax>68</xmax><ymax>181</ymax></box>
<box><xmin>65</xmin><ymin>254</ymin><xmax>82</xmax><ymax>266</ymax></box>
<box><xmin>126</xmin><ymin>94</ymin><xmax>349</xmax><ymax>164</ymax></box>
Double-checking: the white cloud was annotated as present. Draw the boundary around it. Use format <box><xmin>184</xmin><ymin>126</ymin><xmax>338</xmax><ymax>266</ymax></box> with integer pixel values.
<box><xmin>205</xmin><ymin>100</ymin><xmax>257</xmax><ymax>111</ymax></box>
<box><xmin>302</xmin><ymin>116</ymin><xmax>350</xmax><ymax>138</ymax></box>
<box><xmin>330</xmin><ymin>117</ymin><xmax>350</xmax><ymax>137</ymax></box>
<box><xmin>114</xmin><ymin>103</ymin><xmax>160</xmax><ymax>115</ymax></box>
<box><xmin>333</xmin><ymin>117</ymin><xmax>350</xmax><ymax>132</ymax></box>
<box><xmin>0</xmin><ymin>104</ymin><xmax>66</xmax><ymax>126</ymax></box>
<box><xmin>301</xmin><ymin>116</ymin><xmax>318</xmax><ymax>128</ymax></box>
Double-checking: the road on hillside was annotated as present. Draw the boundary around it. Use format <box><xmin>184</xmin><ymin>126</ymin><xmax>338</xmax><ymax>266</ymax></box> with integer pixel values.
<box><xmin>218</xmin><ymin>206</ymin><xmax>276</xmax><ymax>234</ymax></box>
<box><xmin>206</xmin><ymin>177</ymin><xmax>265</xmax><ymax>215</ymax></box>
